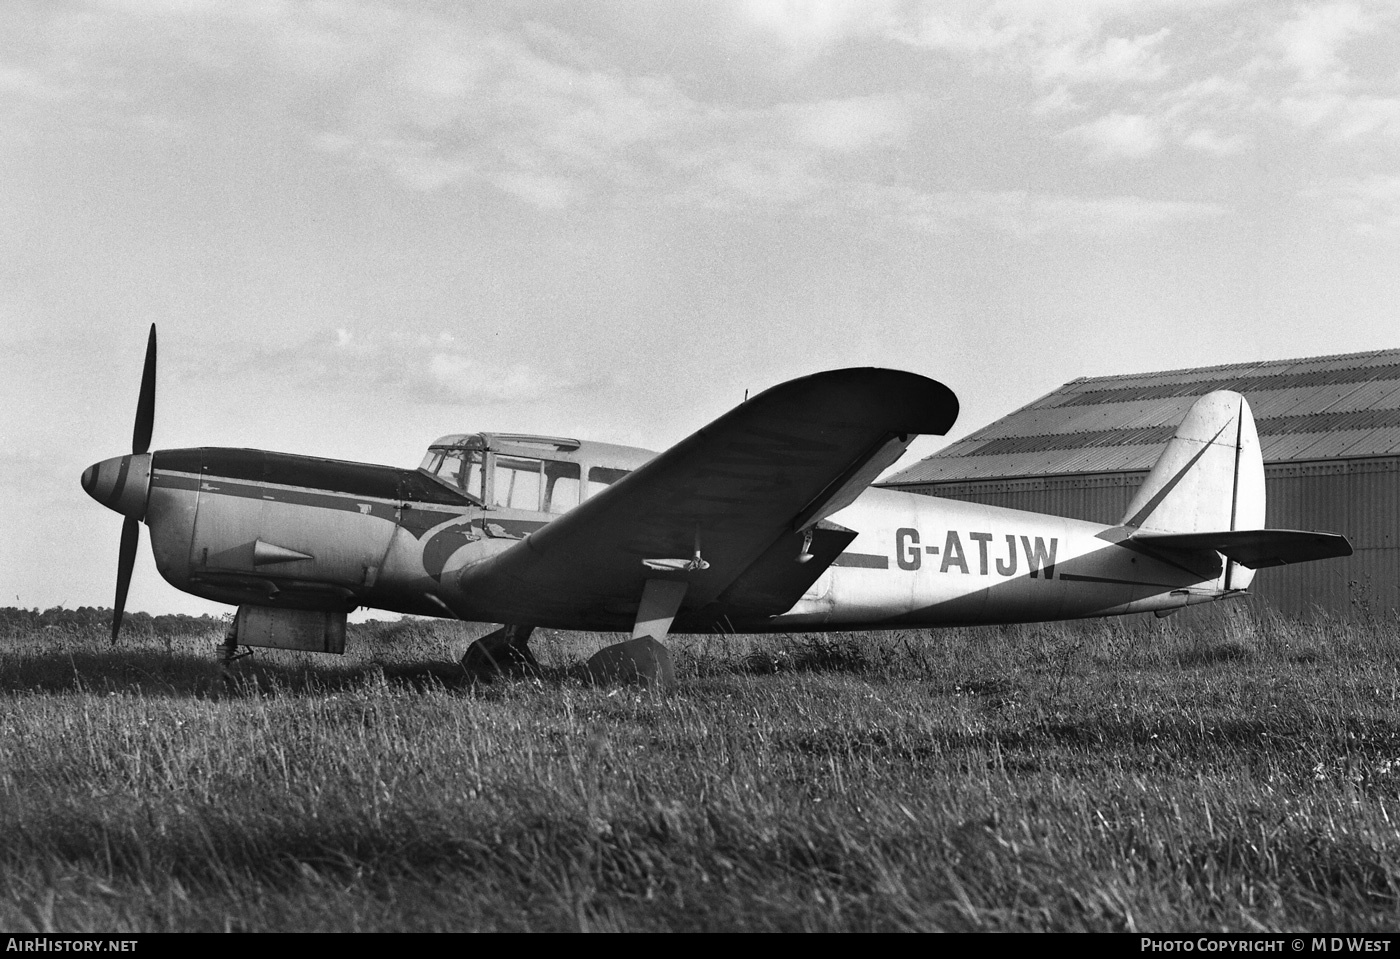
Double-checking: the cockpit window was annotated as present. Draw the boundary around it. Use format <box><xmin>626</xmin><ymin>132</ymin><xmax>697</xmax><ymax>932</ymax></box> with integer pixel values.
<box><xmin>492</xmin><ymin>456</ymin><xmax>544</xmax><ymax>511</ymax></box>
<box><xmin>422</xmin><ymin>448</ymin><xmax>485</xmax><ymax>501</ymax></box>
<box><xmin>544</xmin><ymin>461</ymin><xmax>581</xmax><ymax>514</ymax></box>
<box><xmin>422</xmin><ymin>443</ymin><xmax>634</xmax><ymax>514</ymax></box>
<box><xmin>587</xmin><ymin>465</ymin><xmax>630</xmax><ymax>499</ymax></box>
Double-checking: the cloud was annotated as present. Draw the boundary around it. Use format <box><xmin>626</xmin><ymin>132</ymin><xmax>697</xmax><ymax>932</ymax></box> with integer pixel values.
<box><xmin>1037</xmin><ymin>28</ymin><xmax>1171</xmax><ymax>88</ymax></box>
<box><xmin>1181</xmin><ymin>126</ymin><xmax>1247</xmax><ymax>154</ymax></box>
<box><xmin>1272</xmin><ymin>1</ymin><xmax>1369</xmax><ymax>83</ymax></box>
<box><xmin>492</xmin><ymin>170</ymin><xmax>579</xmax><ymax>209</ymax></box>
<box><xmin>14</xmin><ymin>3</ymin><xmax>1237</xmax><ymax>237</ymax></box>
<box><xmin>306</xmin><ymin>23</ymin><xmax>704</xmax><ymax>200</ymax></box>
<box><xmin>879</xmin><ymin>1</ymin><xmax>1400</xmax><ymax>161</ymax></box>
<box><xmin>241</xmin><ymin>328</ymin><xmax>616</xmax><ymax>407</ymax></box>
<box><xmin>671</xmin><ymin>150</ymin><xmax>823</xmax><ymax>209</ymax></box>
<box><xmin>300</xmin><ymin>24</ymin><xmax>920</xmax><ymax>211</ymax></box>
<box><xmin>314</xmin><ymin>133</ymin><xmax>477</xmax><ymax>191</ymax></box>
<box><xmin>1306</xmin><ymin>174</ymin><xmax>1400</xmax><ymax>233</ymax></box>
<box><xmin>1249</xmin><ymin>2</ymin><xmax>1400</xmax><ymax>142</ymax></box>
<box><xmin>1065</xmin><ymin>111</ymin><xmax>1163</xmax><ymax>158</ymax></box>
<box><xmin>1330</xmin><ymin>96</ymin><xmax>1400</xmax><ymax>140</ymax></box>
<box><xmin>785</xmin><ymin>94</ymin><xmax>912</xmax><ymax>152</ymax></box>
<box><xmin>1277</xmin><ymin>91</ymin><xmax>1400</xmax><ymax>140</ymax></box>
<box><xmin>11</xmin><ymin>1</ymin><xmax>1396</xmax><ymax>240</ymax></box>
<box><xmin>839</xmin><ymin>182</ymin><xmax>1223</xmax><ymax>237</ymax></box>
<box><xmin>737</xmin><ymin>0</ymin><xmax>896</xmax><ymax>55</ymax></box>
<box><xmin>0</xmin><ymin>63</ymin><xmax>73</xmax><ymax>100</ymax></box>
<box><xmin>736</xmin><ymin>0</ymin><xmax>1205</xmax><ymax>62</ymax></box>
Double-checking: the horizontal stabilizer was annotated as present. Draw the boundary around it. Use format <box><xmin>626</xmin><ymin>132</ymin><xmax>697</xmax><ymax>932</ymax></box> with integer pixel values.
<box><xmin>1132</xmin><ymin>529</ymin><xmax>1353</xmax><ymax>569</ymax></box>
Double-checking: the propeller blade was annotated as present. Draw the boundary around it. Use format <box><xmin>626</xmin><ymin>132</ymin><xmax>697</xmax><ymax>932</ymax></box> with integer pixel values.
<box><xmin>132</xmin><ymin>324</ymin><xmax>157</xmax><ymax>455</ymax></box>
<box><xmin>113</xmin><ymin>516</ymin><xmax>139</xmax><ymax>643</ymax></box>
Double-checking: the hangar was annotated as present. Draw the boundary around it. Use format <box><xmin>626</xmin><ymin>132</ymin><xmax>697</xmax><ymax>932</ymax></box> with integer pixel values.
<box><xmin>882</xmin><ymin>349</ymin><xmax>1400</xmax><ymax>620</ymax></box>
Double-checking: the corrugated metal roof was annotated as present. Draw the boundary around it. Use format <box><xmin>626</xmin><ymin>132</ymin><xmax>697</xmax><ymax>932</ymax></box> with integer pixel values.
<box><xmin>887</xmin><ymin>347</ymin><xmax>1400</xmax><ymax>485</ymax></box>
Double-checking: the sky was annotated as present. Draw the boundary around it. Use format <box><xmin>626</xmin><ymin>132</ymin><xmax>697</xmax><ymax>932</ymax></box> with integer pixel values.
<box><xmin>4</xmin><ymin>0</ymin><xmax>1399</xmax><ymax>617</ymax></box>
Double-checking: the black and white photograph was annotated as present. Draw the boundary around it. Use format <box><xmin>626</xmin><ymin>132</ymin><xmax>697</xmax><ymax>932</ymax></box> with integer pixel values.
<box><xmin>3</xmin><ymin>0</ymin><xmax>1400</xmax><ymax>934</ymax></box>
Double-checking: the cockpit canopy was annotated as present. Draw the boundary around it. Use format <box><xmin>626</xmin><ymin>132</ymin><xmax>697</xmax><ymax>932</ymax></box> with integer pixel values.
<box><xmin>418</xmin><ymin>432</ymin><xmax>654</xmax><ymax>515</ymax></box>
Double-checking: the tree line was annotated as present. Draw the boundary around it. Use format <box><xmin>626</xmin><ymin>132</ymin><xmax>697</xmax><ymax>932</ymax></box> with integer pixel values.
<box><xmin>0</xmin><ymin>606</ymin><xmax>229</xmax><ymax>637</ymax></box>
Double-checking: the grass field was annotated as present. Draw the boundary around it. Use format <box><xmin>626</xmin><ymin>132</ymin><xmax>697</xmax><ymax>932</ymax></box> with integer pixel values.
<box><xmin>2</xmin><ymin>604</ymin><xmax>1399</xmax><ymax>932</ymax></box>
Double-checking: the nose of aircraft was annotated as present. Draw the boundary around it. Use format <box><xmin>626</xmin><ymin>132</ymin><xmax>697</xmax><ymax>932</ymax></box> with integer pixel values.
<box><xmin>81</xmin><ymin>453</ymin><xmax>153</xmax><ymax>521</ymax></box>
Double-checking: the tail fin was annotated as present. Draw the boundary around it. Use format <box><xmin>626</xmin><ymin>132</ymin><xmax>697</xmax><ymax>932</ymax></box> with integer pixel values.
<box><xmin>1119</xmin><ymin>390</ymin><xmax>1264</xmax><ymax>535</ymax></box>
<box><xmin>1122</xmin><ymin>391</ymin><xmax>1353</xmax><ymax>586</ymax></box>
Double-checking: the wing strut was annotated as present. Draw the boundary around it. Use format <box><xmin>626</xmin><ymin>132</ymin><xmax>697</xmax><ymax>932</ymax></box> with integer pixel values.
<box><xmin>633</xmin><ymin>579</ymin><xmax>688</xmax><ymax>642</ymax></box>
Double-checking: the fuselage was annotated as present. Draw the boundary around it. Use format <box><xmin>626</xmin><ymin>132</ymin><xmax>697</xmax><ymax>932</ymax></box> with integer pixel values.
<box><xmin>774</xmin><ymin>487</ymin><xmax>1229</xmax><ymax>629</ymax></box>
<box><xmin>82</xmin><ymin>443</ymin><xmax>1236</xmax><ymax>633</ymax></box>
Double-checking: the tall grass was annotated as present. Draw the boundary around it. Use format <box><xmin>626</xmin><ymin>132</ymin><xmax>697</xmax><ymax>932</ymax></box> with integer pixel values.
<box><xmin>1</xmin><ymin>605</ymin><xmax>1398</xmax><ymax>931</ymax></box>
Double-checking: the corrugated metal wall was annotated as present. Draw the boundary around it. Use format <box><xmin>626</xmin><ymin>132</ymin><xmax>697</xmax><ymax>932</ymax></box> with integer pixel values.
<box><xmin>890</xmin><ymin>456</ymin><xmax>1400</xmax><ymax>619</ymax></box>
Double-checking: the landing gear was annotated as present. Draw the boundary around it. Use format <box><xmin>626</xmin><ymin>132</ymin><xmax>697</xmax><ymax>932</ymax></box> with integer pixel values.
<box><xmin>460</xmin><ymin>578</ymin><xmax>686</xmax><ymax>689</ymax></box>
<box><xmin>584</xmin><ymin>578</ymin><xmax>685</xmax><ymax>690</ymax></box>
<box><xmin>217</xmin><ymin>616</ymin><xmax>252</xmax><ymax>682</ymax></box>
<box><xmin>585</xmin><ymin>636</ymin><xmax>675</xmax><ymax>689</ymax></box>
<box><xmin>461</xmin><ymin>623</ymin><xmax>539</xmax><ymax>681</ymax></box>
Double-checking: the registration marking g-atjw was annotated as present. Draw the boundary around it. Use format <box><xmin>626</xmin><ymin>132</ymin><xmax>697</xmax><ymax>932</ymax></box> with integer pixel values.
<box><xmin>894</xmin><ymin>528</ymin><xmax>1058</xmax><ymax>579</ymax></box>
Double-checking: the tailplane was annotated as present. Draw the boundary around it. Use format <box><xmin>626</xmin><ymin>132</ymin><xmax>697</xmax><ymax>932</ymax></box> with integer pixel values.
<box><xmin>1131</xmin><ymin>528</ymin><xmax>1352</xmax><ymax>569</ymax></box>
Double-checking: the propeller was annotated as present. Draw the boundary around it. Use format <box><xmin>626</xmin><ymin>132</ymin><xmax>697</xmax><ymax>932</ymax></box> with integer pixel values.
<box><xmin>111</xmin><ymin>325</ymin><xmax>157</xmax><ymax>642</ymax></box>
<box><xmin>133</xmin><ymin>324</ymin><xmax>157</xmax><ymax>456</ymax></box>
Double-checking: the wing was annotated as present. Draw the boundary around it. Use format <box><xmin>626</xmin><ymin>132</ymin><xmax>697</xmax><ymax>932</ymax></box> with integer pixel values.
<box><xmin>1132</xmin><ymin>528</ymin><xmax>1353</xmax><ymax>569</ymax></box>
<box><xmin>449</xmin><ymin>368</ymin><xmax>958</xmax><ymax>629</ymax></box>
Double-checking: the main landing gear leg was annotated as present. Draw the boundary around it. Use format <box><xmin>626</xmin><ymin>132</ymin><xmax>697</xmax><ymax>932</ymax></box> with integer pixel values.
<box><xmin>217</xmin><ymin>609</ymin><xmax>252</xmax><ymax>685</ymax></box>
<box><xmin>461</xmin><ymin>623</ymin><xmax>539</xmax><ymax>681</ymax></box>
<box><xmin>586</xmin><ymin>578</ymin><xmax>683</xmax><ymax>690</ymax></box>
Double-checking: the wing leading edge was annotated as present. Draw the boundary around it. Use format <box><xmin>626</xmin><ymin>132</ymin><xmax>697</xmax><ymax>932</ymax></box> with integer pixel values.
<box><xmin>449</xmin><ymin>368</ymin><xmax>958</xmax><ymax>630</ymax></box>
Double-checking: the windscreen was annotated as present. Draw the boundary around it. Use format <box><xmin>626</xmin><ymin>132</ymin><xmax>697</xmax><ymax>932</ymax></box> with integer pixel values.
<box><xmin>421</xmin><ymin>448</ymin><xmax>485</xmax><ymax>501</ymax></box>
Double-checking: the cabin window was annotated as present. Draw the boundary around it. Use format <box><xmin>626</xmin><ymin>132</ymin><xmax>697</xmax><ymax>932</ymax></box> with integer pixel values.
<box><xmin>586</xmin><ymin>465</ymin><xmax>631</xmax><ymax>500</ymax></box>
<box><xmin>426</xmin><ymin>449</ymin><xmax>485</xmax><ymax>501</ymax></box>
<box><xmin>544</xmin><ymin>461</ymin><xmax>581</xmax><ymax>514</ymax></box>
<box><xmin>492</xmin><ymin>456</ymin><xmax>544</xmax><ymax>511</ymax></box>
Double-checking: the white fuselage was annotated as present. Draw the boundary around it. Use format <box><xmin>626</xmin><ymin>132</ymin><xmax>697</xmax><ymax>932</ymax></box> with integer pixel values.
<box><xmin>774</xmin><ymin>487</ymin><xmax>1228</xmax><ymax>629</ymax></box>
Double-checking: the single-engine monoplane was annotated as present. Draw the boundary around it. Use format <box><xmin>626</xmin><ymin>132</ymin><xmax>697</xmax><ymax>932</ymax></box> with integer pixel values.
<box><xmin>82</xmin><ymin>327</ymin><xmax>1353</xmax><ymax>682</ymax></box>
